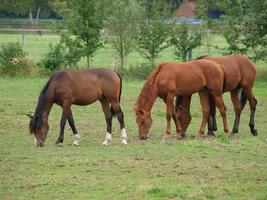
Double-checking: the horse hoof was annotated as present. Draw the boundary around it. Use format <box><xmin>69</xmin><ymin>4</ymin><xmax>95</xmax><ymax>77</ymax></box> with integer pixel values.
<box><xmin>195</xmin><ymin>134</ymin><xmax>205</xmax><ymax>139</ymax></box>
<box><xmin>161</xmin><ymin>134</ymin><xmax>171</xmax><ymax>140</ymax></box>
<box><xmin>72</xmin><ymin>141</ymin><xmax>80</xmax><ymax>146</ymax></box>
<box><xmin>176</xmin><ymin>135</ymin><xmax>184</xmax><ymax>140</ymax></box>
<box><xmin>121</xmin><ymin>139</ymin><xmax>128</xmax><ymax>145</ymax></box>
<box><xmin>252</xmin><ymin>129</ymin><xmax>258</xmax><ymax>136</ymax></box>
<box><xmin>55</xmin><ymin>143</ymin><xmax>63</xmax><ymax>147</ymax></box>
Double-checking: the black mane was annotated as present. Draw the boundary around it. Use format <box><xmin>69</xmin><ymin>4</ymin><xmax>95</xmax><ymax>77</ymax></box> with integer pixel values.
<box><xmin>195</xmin><ymin>55</ymin><xmax>208</xmax><ymax>60</ymax></box>
<box><xmin>29</xmin><ymin>75</ymin><xmax>54</xmax><ymax>134</ymax></box>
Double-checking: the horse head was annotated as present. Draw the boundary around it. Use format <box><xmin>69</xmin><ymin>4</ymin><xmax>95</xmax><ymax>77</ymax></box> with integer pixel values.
<box><xmin>134</xmin><ymin>105</ymin><xmax>152</xmax><ymax>140</ymax></box>
<box><xmin>27</xmin><ymin>113</ymin><xmax>49</xmax><ymax>147</ymax></box>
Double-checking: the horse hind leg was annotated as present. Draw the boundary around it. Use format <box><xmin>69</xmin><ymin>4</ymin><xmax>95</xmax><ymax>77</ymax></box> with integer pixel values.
<box><xmin>55</xmin><ymin>103</ymin><xmax>71</xmax><ymax>146</ymax></box>
<box><xmin>67</xmin><ymin>111</ymin><xmax>80</xmax><ymax>146</ymax></box>
<box><xmin>197</xmin><ymin>90</ymin><xmax>210</xmax><ymax>138</ymax></box>
<box><xmin>101</xmin><ymin>100</ymin><xmax>114</xmax><ymax>146</ymax></box>
<box><xmin>207</xmin><ymin>94</ymin><xmax>216</xmax><ymax>136</ymax></box>
<box><xmin>230</xmin><ymin>88</ymin><xmax>242</xmax><ymax>135</ymax></box>
<box><xmin>111</xmin><ymin>101</ymin><xmax>128</xmax><ymax>145</ymax></box>
<box><xmin>242</xmin><ymin>87</ymin><xmax>258</xmax><ymax>135</ymax></box>
<box><xmin>211</xmin><ymin>92</ymin><xmax>229</xmax><ymax>136</ymax></box>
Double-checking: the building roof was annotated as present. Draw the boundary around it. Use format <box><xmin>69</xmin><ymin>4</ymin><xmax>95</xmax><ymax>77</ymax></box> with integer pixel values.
<box><xmin>175</xmin><ymin>0</ymin><xmax>197</xmax><ymax>18</ymax></box>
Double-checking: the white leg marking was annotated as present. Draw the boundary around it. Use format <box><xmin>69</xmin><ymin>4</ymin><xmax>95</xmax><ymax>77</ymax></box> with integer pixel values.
<box><xmin>102</xmin><ymin>132</ymin><xmax>112</xmax><ymax>146</ymax></box>
<box><xmin>72</xmin><ymin>134</ymin><xmax>80</xmax><ymax>146</ymax></box>
<box><xmin>121</xmin><ymin>128</ymin><xmax>128</xmax><ymax>145</ymax></box>
<box><xmin>34</xmin><ymin>137</ymin><xmax>37</xmax><ymax>146</ymax></box>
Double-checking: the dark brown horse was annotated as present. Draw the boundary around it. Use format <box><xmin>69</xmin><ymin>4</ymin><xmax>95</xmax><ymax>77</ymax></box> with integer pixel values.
<box><xmin>176</xmin><ymin>54</ymin><xmax>258</xmax><ymax>136</ymax></box>
<box><xmin>135</xmin><ymin>60</ymin><xmax>229</xmax><ymax>140</ymax></box>
<box><xmin>28</xmin><ymin>68</ymin><xmax>128</xmax><ymax>147</ymax></box>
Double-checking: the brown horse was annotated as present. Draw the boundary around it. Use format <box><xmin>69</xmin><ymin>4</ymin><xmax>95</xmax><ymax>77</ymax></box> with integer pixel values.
<box><xmin>176</xmin><ymin>54</ymin><xmax>258</xmax><ymax>136</ymax></box>
<box><xmin>28</xmin><ymin>68</ymin><xmax>128</xmax><ymax>147</ymax></box>
<box><xmin>135</xmin><ymin>60</ymin><xmax>229</xmax><ymax>140</ymax></box>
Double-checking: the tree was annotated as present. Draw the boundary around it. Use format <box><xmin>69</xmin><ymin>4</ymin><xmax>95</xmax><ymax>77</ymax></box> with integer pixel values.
<box><xmin>104</xmin><ymin>0</ymin><xmax>142</xmax><ymax>72</ymax></box>
<box><xmin>136</xmin><ymin>0</ymin><xmax>173</xmax><ymax>65</ymax></box>
<box><xmin>196</xmin><ymin>0</ymin><xmax>267</xmax><ymax>61</ymax></box>
<box><xmin>0</xmin><ymin>0</ymin><xmax>50</xmax><ymax>20</ymax></box>
<box><xmin>171</xmin><ymin>25</ymin><xmax>202</xmax><ymax>61</ymax></box>
<box><xmin>53</xmin><ymin>0</ymin><xmax>107</xmax><ymax>68</ymax></box>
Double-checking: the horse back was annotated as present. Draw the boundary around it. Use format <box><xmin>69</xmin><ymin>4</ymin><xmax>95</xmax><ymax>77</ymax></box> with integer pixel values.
<box><xmin>203</xmin><ymin>54</ymin><xmax>257</xmax><ymax>91</ymax></box>
<box><xmin>50</xmin><ymin>69</ymin><xmax>120</xmax><ymax>105</ymax></box>
<box><xmin>156</xmin><ymin>60</ymin><xmax>224</xmax><ymax>96</ymax></box>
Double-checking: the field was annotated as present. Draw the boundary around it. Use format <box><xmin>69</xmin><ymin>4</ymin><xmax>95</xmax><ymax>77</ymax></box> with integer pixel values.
<box><xmin>1</xmin><ymin>33</ymin><xmax>267</xmax><ymax>199</ymax></box>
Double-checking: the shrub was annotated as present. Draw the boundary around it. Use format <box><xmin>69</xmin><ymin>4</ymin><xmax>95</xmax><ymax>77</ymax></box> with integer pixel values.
<box><xmin>42</xmin><ymin>43</ymin><xmax>65</xmax><ymax>74</ymax></box>
<box><xmin>0</xmin><ymin>42</ymin><xmax>32</xmax><ymax>75</ymax></box>
<box><xmin>124</xmin><ymin>60</ymin><xmax>155</xmax><ymax>79</ymax></box>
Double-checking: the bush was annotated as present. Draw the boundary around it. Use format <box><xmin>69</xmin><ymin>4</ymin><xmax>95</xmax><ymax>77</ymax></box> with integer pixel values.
<box><xmin>0</xmin><ymin>42</ymin><xmax>33</xmax><ymax>75</ymax></box>
<box><xmin>42</xmin><ymin>43</ymin><xmax>65</xmax><ymax>74</ymax></box>
<box><xmin>124</xmin><ymin>60</ymin><xmax>155</xmax><ymax>79</ymax></box>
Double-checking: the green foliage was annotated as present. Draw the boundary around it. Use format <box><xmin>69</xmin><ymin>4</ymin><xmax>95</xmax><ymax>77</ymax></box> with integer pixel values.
<box><xmin>125</xmin><ymin>60</ymin><xmax>155</xmax><ymax>79</ymax></box>
<box><xmin>197</xmin><ymin>0</ymin><xmax>267</xmax><ymax>61</ymax></box>
<box><xmin>42</xmin><ymin>43</ymin><xmax>65</xmax><ymax>73</ymax></box>
<box><xmin>137</xmin><ymin>0</ymin><xmax>172</xmax><ymax>65</ymax></box>
<box><xmin>52</xmin><ymin>0</ymin><xmax>107</xmax><ymax>67</ymax></box>
<box><xmin>0</xmin><ymin>41</ymin><xmax>34</xmax><ymax>75</ymax></box>
<box><xmin>171</xmin><ymin>25</ymin><xmax>202</xmax><ymax>61</ymax></box>
<box><xmin>104</xmin><ymin>0</ymin><xmax>142</xmax><ymax>72</ymax></box>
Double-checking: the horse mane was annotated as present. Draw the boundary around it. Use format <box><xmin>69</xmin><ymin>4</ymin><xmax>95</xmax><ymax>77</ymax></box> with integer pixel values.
<box><xmin>135</xmin><ymin>63</ymin><xmax>165</xmax><ymax>111</ymax></box>
<box><xmin>195</xmin><ymin>55</ymin><xmax>208</xmax><ymax>60</ymax></box>
<box><xmin>29</xmin><ymin>75</ymin><xmax>54</xmax><ymax>134</ymax></box>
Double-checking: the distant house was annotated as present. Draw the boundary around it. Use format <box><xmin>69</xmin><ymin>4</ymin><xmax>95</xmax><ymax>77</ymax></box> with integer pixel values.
<box><xmin>175</xmin><ymin>0</ymin><xmax>223</xmax><ymax>22</ymax></box>
<box><xmin>175</xmin><ymin>0</ymin><xmax>197</xmax><ymax>18</ymax></box>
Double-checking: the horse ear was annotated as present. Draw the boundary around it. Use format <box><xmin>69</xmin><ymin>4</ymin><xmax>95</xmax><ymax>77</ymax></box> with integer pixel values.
<box><xmin>27</xmin><ymin>113</ymin><xmax>33</xmax><ymax>119</ymax></box>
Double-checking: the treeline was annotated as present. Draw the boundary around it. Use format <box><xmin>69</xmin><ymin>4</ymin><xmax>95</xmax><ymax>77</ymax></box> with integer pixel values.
<box><xmin>0</xmin><ymin>0</ymin><xmax>266</xmax><ymax>78</ymax></box>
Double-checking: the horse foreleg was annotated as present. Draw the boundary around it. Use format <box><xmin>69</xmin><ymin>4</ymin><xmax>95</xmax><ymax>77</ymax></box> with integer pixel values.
<box><xmin>197</xmin><ymin>91</ymin><xmax>210</xmax><ymax>138</ymax></box>
<box><xmin>111</xmin><ymin>102</ymin><xmax>128</xmax><ymax>145</ymax></box>
<box><xmin>230</xmin><ymin>88</ymin><xmax>242</xmax><ymax>135</ymax></box>
<box><xmin>67</xmin><ymin>111</ymin><xmax>80</xmax><ymax>146</ymax></box>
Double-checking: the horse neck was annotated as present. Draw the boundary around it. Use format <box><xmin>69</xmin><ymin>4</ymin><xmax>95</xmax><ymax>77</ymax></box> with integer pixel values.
<box><xmin>41</xmin><ymin>100</ymin><xmax>53</xmax><ymax>121</ymax></box>
<box><xmin>137</xmin><ymin>85</ymin><xmax>158</xmax><ymax>113</ymax></box>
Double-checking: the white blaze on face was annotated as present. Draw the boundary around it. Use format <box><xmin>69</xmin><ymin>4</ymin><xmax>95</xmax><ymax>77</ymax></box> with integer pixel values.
<box><xmin>72</xmin><ymin>134</ymin><xmax>80</xmax><ymax>146</ymax></box>
<box><xmin>102</xmin><ymin>132</ymin><xmax>112</xmax><ymax>146</ymax></box>
<box><xmin>121</xmin><ymin>128</ymin><xmax>128</xmax><ymax>145</ymax></box>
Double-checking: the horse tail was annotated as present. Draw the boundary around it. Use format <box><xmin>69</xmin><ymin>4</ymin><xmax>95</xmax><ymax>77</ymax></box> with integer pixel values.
<box><xmin>240</xmin><ymin>89</ymin><xmax>247</xmax><ymax>109</ymax></box>
<box><xmin>29</xmin><ymin>74</ymin><xmax>54</xmax><ymax>134</ymax></box>
<box><xmin>117</xmin><ymin>73</ymin><xmax>122</xmax><ymax>103</ymax></box>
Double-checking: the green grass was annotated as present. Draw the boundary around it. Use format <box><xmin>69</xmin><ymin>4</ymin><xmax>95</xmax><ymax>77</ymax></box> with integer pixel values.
<box><xmin>0</xmin><ymin>32</ymin><xmax>230</xmax><ymax>68</ymax></box>
<box><xmin>0</xmin><ymin>77</ymin><xmax>267</xmax><ymax>199</ymax></box>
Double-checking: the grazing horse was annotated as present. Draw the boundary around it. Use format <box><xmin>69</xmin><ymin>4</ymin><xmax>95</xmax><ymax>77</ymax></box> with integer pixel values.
<box><xmin>176</xmin><ymin>54</ymin><xmax>258</xmax><ymax>136</ymax></box>
<box><xmin>28</xmin><ymin>68</ymin><xmax>128</xmax><ymax>147</ymax></box>
<box><xmin>135</xmin><ymin>60</ymin><xmax>229</xmax><ymax>140</ymax></box>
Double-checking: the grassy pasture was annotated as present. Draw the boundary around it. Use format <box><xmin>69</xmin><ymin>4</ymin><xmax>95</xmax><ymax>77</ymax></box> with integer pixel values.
<box><xmin>0</xmin><ymin>77</ymin><xmax>267</xmax><ymax>200</ymax></box>
<box><xmin>1</xmin><ymin>33</ymin><xmax>267</xmax><ymax>199</ymax></box>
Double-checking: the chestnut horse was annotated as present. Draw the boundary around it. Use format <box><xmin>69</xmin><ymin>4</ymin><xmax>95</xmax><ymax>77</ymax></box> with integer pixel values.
<box><xmin>176</xmin><ymin>54</ymin><xmax>258</xmax><ymax>136</ymax></box>
<box><xmin>28</xmin><ymin>68</ymin><xmax>128</xmax><ymax>147</ymax></box>
<box><xmin>135</xmin><ymin>60</ymin><xmax>229</xmax><ymax>140</ymax></box>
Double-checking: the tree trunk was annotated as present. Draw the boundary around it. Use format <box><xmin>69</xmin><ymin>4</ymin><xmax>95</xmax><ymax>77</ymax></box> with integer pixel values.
<box><xmin>29</xmin><ymin>8</ymin><xmax>33</xmax><ymax>23</ymax></box>
<box><xmin>119</xmin><ymin>37</ymin><xmax>124</xmax><ymax>72</ymax></box>
<box><xmin>188</xmin><ymin>49</ymin><xmax>192</xmax><ymax>61</ymax></box>
<box><xmin>182</xmin><ymin>51</ymin><xmax>187</xmax><ymax>62</ymax></box>
<box><xmin>86</xmin><ymin>55</ymin><xmax>90</xmax><ymax>68</ymax></box>
<box><xmin>36</xmin><ymin>6</ymin><xmax>41</xmax><ymax>23</ymax></box>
